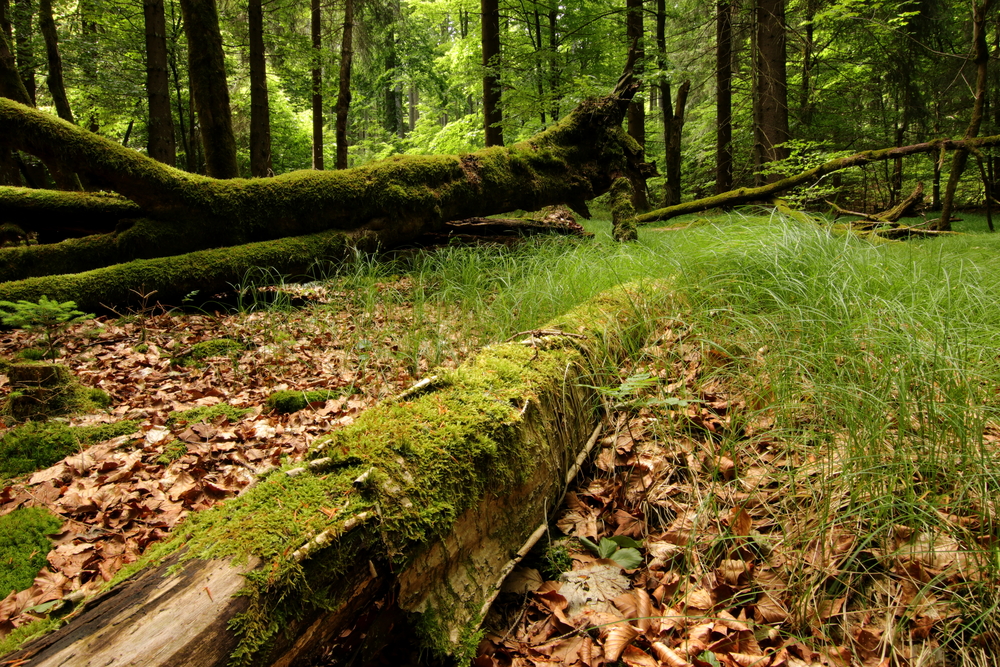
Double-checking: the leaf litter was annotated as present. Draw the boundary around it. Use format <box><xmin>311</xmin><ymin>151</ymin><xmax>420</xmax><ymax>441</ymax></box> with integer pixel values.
<box><xmin>0</xmin><ymin>284</ymin><xmax>475</xmax><ymax>640</ymax></box>
<box><xmin>477</xmin><ymin>317</ymin><xmax>999</xmax><ymax>667</ymax></box>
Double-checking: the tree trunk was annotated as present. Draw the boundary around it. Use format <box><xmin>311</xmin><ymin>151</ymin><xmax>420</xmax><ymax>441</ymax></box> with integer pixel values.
<box><xmin>335</xmin><ymin>0</ymin><xmax>353</xmax><ymax>170</ymax></box>
<box><xmin>311</xmin><ymin>0</ymin><xmax>322</xmax><ymax>170</ymax></box>
<box><xmin>716</xmin><ymin>0</ymin><xmax>733</xmax><ymax>194</ymax></box>
<box><xmin>636</xmin><ymin>133</ymin><xmax>1000</xmax><ymax>225</ymax></box>
<box><xmin>548</xmin><ymin>8</ymin><xmax>559</xmax><ymax>121</ymax></box>
<box><xmin>37</xmin><ymin>0</ymin><xmax>71</xmax><ymax>124</ymax></box>
<box><xmin>753</xmin><ymin>0</ymin><xmax>789</xmax><ymax>184</ymax></box>
<box><xmin>625</xmin><ymin>0</ymin><xmax>647</xmax><ymax>211</ymax></box>
<box><xmin>144</xmin><ymin>0</ymin><xmax>176</xmax><ymax>167</ymax></box>
<box><xmin>0</xmin><ymin>24</ymin><xmax>23</xmax><ymax>185</ymax></box>
<box><xmin>248</xmin><ymin>0</ymin><xmax>271</xmax><ymax>177</ymax></box>
<box><xmin>178</xmin><ymin>0</ymin><xmax>238</xmax><ymax>179</ymax></box>
<box><xmin>936</xmin><ymin>0</ymin><xmax>993</xmax><ymax>231</ymax></box>
<box><xmin>12</xmin><ymin>0</ymin><xmax>33</xmax><ymax>104</ymax></box>
<box><xmin>481</xmin><ymin>0</ymin><xmax>503</xmax><ymax>146</ymax></box>
<box><xmin>0</xmin><ymin>72</ymin><xmax>645</xmax><ymax>307</ymax></box>
<box><xmin>664</xmin><ymin>80</ymin><xmax>689</xmax><ymax>208</ymax></box>
<box><xmin>0</xmin><ymin>284</ymin><xmax>670</xmax><ymax>667</ymax></box>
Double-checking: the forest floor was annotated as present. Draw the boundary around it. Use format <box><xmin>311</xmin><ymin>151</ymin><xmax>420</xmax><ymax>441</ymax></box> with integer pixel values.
<box><xmin>2</xmin><ymin>211</ymin><xmax>1000</xmax><ymax>667</ymax></box>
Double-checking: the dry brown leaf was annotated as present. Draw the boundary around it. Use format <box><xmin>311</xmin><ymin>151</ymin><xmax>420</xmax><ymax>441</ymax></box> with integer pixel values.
<box><xmin>651</xmin><ymin>641</ymin><xmax>692</xmax><ymax>667</ymax></box>
<box><xmin>621</xmin><ymin>644</ymin><xmax>658</xmax><ymax>667</ymax></box>
<box><xmin>604</xmin><ymin>623</ymin><xmax>639</xmax><ymax>662</ymax></box>
<box><xmin>729</xmin><ymin>506</ymin><xmax>752</xmax><ymax>537</ymax></box>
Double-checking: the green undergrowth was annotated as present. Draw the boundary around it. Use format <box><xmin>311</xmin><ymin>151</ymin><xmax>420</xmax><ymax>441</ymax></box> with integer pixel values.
<box><xmin>0</xmin><ymin>507</ymin><xmax>63</xmax><ymax>597</ymax></box>
<box><xmin>0</xmin><ymin>419</ymin><xmax>138</xmax><ymax>479</ymax></box>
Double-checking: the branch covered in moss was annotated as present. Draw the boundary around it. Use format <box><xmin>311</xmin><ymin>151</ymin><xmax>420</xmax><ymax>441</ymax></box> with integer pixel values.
<box><xmin>636</xmin><ymin>134</ymin><xmax>1000</xmax><ymax>224</ymax></box>
<box><xmin>0</xmin><ymin>187</ymin><xmax>143</xmax><ymax>240</ymax></box>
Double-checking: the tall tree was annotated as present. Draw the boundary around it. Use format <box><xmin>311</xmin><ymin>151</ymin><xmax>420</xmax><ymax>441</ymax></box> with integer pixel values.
<box><xmin>663</xmin><ymin>80</ymin><xmax>689</xmax><ymax>207</ymax></box>
<box><xmin>753</xmin><ymin>0</ymin><xmax>789</xmax><ymax>184</ymax></box>
<box><xmin>144</xmin><ymin>0</ymin><xmax>176</xmax><ymax>166</ymax></box>
<box><xmin>248</xmin><ymin>0</ymin><xmax>271</xmax><ymax>177</ymax></box>
<box><xmin>37</xmin><ymin>0</ymin><xmax>72</xmax><ymax>123</ymax></box>
<box><xmin>716</xmin><ymin>0</ymin><xmax>733</xmax><ymax>193</ymax></box>
<box><xmin>311</xmin><ymin>0</ymin><xmax>322</xmax><ymax>169</ymax></box>
<box><xmin>178</xmin><ymin>0</ymin><xmax>239</xmax><ymax>179</ymax></box>
<box><xmin>335</xmin><ymin>0</ymin><xmax>354</xmax><ymax>169</ymax></box>
<box><xmin>937</xmin><ymin>0</ymin><xmax>994</xmax><ymax>231</ymax></box>
<box><xmin>625</xmin><ymin>0</ymin><xmax>647</xmax><ymax>210</ymax></box>
<box><xmin>481</xmin><ymin>0</ymin><xmax>503</xmax><ymax>146</ymax></box>
<box><xmin>12</xmin><ymin>0</ymin><xmax>33</xmax><ymax>105</ymax></box>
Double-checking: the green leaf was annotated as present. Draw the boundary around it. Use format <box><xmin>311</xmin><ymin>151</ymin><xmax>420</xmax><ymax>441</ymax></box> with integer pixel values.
<box><xmin>610</xmin><ymin>547</ymin><xmax>643</xmax><ymax>570</ymax></box>
<box><xmin>607</xmin><ymin>535</ymin><xmax>642</xmax><ymax>550</ymax></box>
<box><xmin>578</xmin><ymin>536</ymin><xmax>600</xmax><ymax>556</ymax></box>
<box><xmin>597</xmin><ymin>537</ymin><xmax>619</xmax><ymax>559</ymax></box>
<box><xmin>699</xmin><ymin>651</ymin><xmax>722</xmax><ymax>667</ymax></box>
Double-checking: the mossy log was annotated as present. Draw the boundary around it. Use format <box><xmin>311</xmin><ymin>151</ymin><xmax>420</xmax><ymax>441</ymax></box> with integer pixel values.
<box><xmin>0</xmin><ymin>72</ymin><xmax>643</xmax><ymax>295</ymax></box>
<box><xmin>0</xmin><ymin>187</ymin><xmax>141</xmax><ymax>241</ymax></box>
<box><xmin>1</xmin><ymin>283</ymin><xmax>675</xmax><ymax>667</ymax></box>
<box><xmin>636</xmin><ymin>134</ymin><xmax>1000</xmax><ymax>224</ymax></box>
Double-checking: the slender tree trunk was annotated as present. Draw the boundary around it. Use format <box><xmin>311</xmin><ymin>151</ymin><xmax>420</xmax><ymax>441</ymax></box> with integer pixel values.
<box><xmin>144</xmin><ymin>0</ymin><xmax>176</xmax><ymax>166</ymax></box>
<box><xmin>12</xmin><ymin>0</ymin><xmax>33</xmax><ymax>105</ymax></box>
<box><xmin>548</xmin><ymin>8</ymin><xmax>559</xmax><ymax>121</ymax></box>
<box><xmin>656</xmin><ymin>0</ymin><xmax>671</xmax><ymax>206</ymax></box>
<box><xmin>716</xmin><ymin>0</ymin><xmax>733</xmax><ymax>194</ymax></box>
<box><xmin>311</xmin><ymin>0</ymin><xmax>323</xmax><ymax>169</ymax></box>
<box><xmin>625</xmin><ymin>0</ymin><xmax>647</xmax><ymax>210</ymax></box>
<box><xmin>481</xmin><ymin>0</ymin><xmax>503</xmax><ymax>146</ymax></box>
<box><xmin>0</xmin><ymin>23</ymin><xmax>23</xmax><ymax>185</ymax></box>
<box><xmin>335</xmin><ymin>0</ymin><xmax>354</xmax><ymax>170</ymax></box>
<box><xmin>249</xmin><ymin>0</ymin><xmax>271</xmax><ymax>177</ymax></box>
<box><xmin>799</xmin><ymin>0</ymin><xmax>814</xmax><ymax>125</ymax></box>
<box><xmin>937</xmin><ymin>0</ymin><xmax>993</xmax><ymax>231</ymax></box>
<box><xmin>408</xmin><ymin>83</ymin><xmax>417</xmax><ymax>132</ymax></box>
<box><xmin>37</xmin><ymin>0</ymin><xmax>72</xmax><ymax>123</ymax></box>
<box><xmin>664</xmin><ymin>81</ymin><xmax>689</xmax><ymax>208</ymax></box>
<box><xmin>753</xmin><ymin>0</ymin><xmax>789</xmax><ymax>185</ymax></box>
<box><xmin>178</xmin><ymin>0</ymin><xmax>238</xmax><ymax>179</ymax></box>
<box><xmin>534</xmin><ymin>6</ymin><xmax>545</xmax><ymax>125</ymax></box>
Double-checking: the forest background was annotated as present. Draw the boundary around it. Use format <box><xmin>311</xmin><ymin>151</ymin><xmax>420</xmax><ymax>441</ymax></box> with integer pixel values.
<box><xmin>2</xmin><ymin>0</ymin><xmax>996</xmax><ymax>215</ymax></box>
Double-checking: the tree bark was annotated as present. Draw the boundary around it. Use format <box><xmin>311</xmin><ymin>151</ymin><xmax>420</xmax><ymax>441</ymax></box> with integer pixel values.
<box><xmin>0</xmin><ymin>72</ymin><xmax>645</xmax><ymax>305</ymax></box>
<box><xmin>637</xmin><ymin>134</ymin><xmax>1000</xmax><ymax>224</ymax></box>
<box><xmin>753</xmin><ymin>0</ymin><xmax>789</xmax><ymax>184</ymax></box>
<box><xmin>144</xmin><ymin>0</ymin><xmax>176</xmax><ymax>167</ymax></box>
<box><xmin>334</xmin><ymin>0</ymin><xmax>353</xmax><ymax>170</ymax></box>
<box><xmin>310</xmin><ymin>0</ymin><xmax>323</xmax><ymax>170</ymax></box>
<box><xmin>37</xmin><ymin>0</ymin><xmax>71</xmax><ymax>124</ymax></box>
<box><xmin>0</xmin><ymin>23</ymin><xmax>24</xmax><ymax>185</ymax></box>
<box><xmin>248</xmin><ymin>0</ymin><xmax>271</xmax><ymax>177</ymax></box>
<box><xmin>12</xmin><ymin>0</ymin><xmax>33</xmax><ymax>105</ymax></box>
<box><xmin>716</xmin><ymin>0</ymin><xmax>733</xmax><ymax>194</ymax></box>
<box><xmin>664</xmin><ymin>80</ymin><xmax>689</xmax><ymax>208</ymax></box>
<box><xmin>481</xmin><ymin>0</ymin><xmax>503</xmax><ymax>146</ymax></box>
<box><xmin>0</xmin><ymin>284</ymin><xmax>671</xmax><ymax>667</ymax></box>
<box><xmin>178</xmin><ymin>0</ymin><xmax>238</xmax><ymax>179</ymax></box>
<box><xmin>936</xmin><ymin>0</ymin><xmax>993</xmax><ymax>231</ymax></box>
<box><xmin>625</xmin><ymin>0</ymin><xmax>647</xmax><ymax>211</ymax></box>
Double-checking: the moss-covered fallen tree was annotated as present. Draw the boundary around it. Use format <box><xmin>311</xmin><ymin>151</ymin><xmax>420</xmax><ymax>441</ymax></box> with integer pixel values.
<box><xmin>0</xmin><ymin>68</ymin><xmax>644</xmax><ymax>303</ymax></box>
<box><xmin>1</xmin><ymin>283</ymin><xmax>675</xmax><ymax>667</ymax></box>
<box><xmin>636</xmin><ymin>134</ymin><xmax>1000</xmax><ymax>225</ymax></box>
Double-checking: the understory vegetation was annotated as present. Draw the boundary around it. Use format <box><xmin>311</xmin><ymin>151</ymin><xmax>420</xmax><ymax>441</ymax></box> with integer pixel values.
<box><xmin>2</xmin><ymin>210</ymin><xmax>1000</xmax><ymax>664</ymax></box>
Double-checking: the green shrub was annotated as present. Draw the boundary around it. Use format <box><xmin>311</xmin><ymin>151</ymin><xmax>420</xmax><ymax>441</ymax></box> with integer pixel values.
<box><xmin>0</xmin><ymin>507</ymin><xmax>63</xmax><ymax>597</ymax></box>
<box><xmin>265</xmin><ymin>389</ymin><xmax>341</xmax><ymax>414</ymax></box>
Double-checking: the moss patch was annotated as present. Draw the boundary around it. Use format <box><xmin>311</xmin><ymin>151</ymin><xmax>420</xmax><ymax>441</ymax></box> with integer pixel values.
<box><xmin>265</xmin><ymin>389</ymin><xmax>342</xmax><ymax>414</ymax></box>
<box><xmin>0</xmin><ymin>419</ymin><xmax>138</xmax><ymax>478</ymax></box>
<box><xmin>172</xmin><ymin>338</ymin><xmax>246</xmax><ymax>367</ymax></box>
<box><xmin>0</xmin><ymin>507</ymin><xmax>63</xmax><ymax>597</ymax></box>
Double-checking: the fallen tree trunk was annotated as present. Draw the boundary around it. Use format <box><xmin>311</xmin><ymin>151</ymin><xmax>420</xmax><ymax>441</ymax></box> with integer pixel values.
<box><xmin>1</xmin><ymin>283</ymin><xmax>674</xmax><ymax>667</ymax></box>
<box><xmin>636</xmin><ymin>135</ymin><xmax>1000</xmax><ymax>224</ymax></box>
<box><xmin>827</xmin><ymin>181</ymin><xmax>925</xmax><ymax>225</ymax></box>
<box><xmin>0</xmin><ymin>71</ymin><xmax>642</xmax><ymax>294</ymax></box>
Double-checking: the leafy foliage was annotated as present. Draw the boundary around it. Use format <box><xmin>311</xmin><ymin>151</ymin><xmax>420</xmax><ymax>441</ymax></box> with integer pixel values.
<box><xmin>0</xmin><ymin>297</ymin><xmax>93</xmax><ymax>358</ymax></box>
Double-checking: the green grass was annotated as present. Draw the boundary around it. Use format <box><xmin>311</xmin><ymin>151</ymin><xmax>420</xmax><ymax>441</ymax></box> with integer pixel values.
<box><xmin>308</xmin><ymin>208</ymin><xmax>1000</xmax><ymax>659</ymax></box>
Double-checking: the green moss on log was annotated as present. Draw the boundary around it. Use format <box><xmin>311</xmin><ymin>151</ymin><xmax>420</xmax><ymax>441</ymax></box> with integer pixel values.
<box><xmin>610</xmin><ymin>176</ymin><xmax>638</xmax><ymax>242</ymax></box>
<box><xmin>265</xmin><ymin>389</ymin><xmax>341</xmax><ymax>414</ymax></box>
<box><xmin>0</xmin><ymin>186</ymin><xmax>143</xmax><ymax>236</ymax></box>
<box><xmin>83</xmin><ymin>282</ymin><xmax>672</xmax><ymax>664</ymax></box>
<box><xmin>0</xmin><ymin>229</ymin><xmax>364</xmax><ymax>311</ymax></box>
